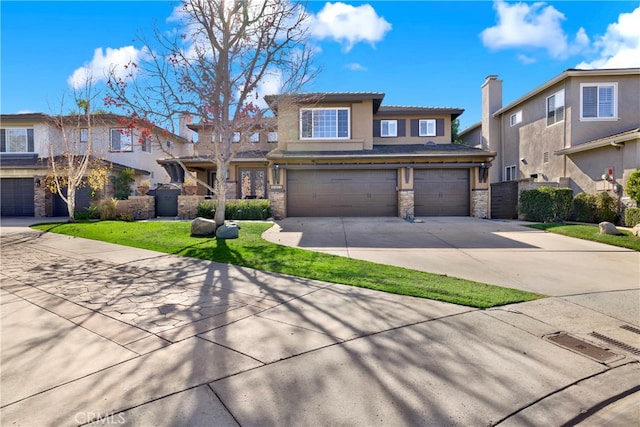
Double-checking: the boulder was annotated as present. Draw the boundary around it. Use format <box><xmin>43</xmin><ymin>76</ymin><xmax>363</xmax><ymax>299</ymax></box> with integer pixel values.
<box><xmin>632</xmin><ymin>224</ymin><xmax>640</xmax><ymax>237</ymax></box>
<box><xmin>191</xmin><ymin>217</ymin><xmax>217</xmax><ymax>237</ymax></box>
<box><xmin>216</xmin><ymin>223</ymin><xmax>239</xmax><ymax>239</ymax></box>
<box><xmin>599</xmin><ymin>221</ymin><xmax>620</xmax><ymax>235</ymax></box>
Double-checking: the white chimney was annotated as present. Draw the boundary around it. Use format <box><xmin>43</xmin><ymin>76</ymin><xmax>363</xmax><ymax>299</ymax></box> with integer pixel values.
<box><xmin>178</xmin><ymin>114</ymin><xmax>194</xmax><ymax>141</ymax></box>
<box><xmin>481</xmin><ymin>75</ymin><xmax>502</xmax><ymax>183</ymax></box>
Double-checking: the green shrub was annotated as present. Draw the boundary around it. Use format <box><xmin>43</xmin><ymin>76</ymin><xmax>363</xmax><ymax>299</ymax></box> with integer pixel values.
<box><xmin>572</xmin><ymin>192</ymin><xmax>596</xmax><ymax>222</ymax></box>
<box><xmin>594</xmin><ymin>191</ymin><xmax>619</xmax><ymax>223</ymax></box>
<box><xmin>625</xmin><ymin>169</ymin><xmax>640</xmax><ymax>203</ymax></box>
<box><xmin>519</xmin><ymin>186</ymin><xmax>573</xmax><ymax>222</ymax></box>
<box><xmin>624</xmin><ymin>207</ymin><xmax>640</xmax><ymax>227</ymax></box>
<box><xmin>225</xmin><ymin>199</ymin><xmax>271</xmax><ymax>220</ymax></box>
<box><xmin>197</xmin><ymin>200</ymin><xmax>216</xmax><ymax>219</ymax></box>
<box><xmin>117</xmin><ymin>213</ymin><xmax>133</xmax><ymax>222</ymax></box>
<box><xmin>114</xmin><ymin>168</ymin><xmax>135</xmax><ymax>200</ymax></box>
<box><xmin>100</xmin><ymin>198</ymin><xmax>118</xmax><ymax>220</ymax></box>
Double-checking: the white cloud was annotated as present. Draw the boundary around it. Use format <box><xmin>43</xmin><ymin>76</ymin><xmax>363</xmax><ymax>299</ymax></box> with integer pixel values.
<box><xmin>576</xmin><ymin>6</ymin><xmax>640</xmax><ymax>69</ymax></box>
<box><xmin>481</xmin><ymin>0</ymin><xmax>570</xmax><ymax>58</ymax></box>
<box><xmin>345</xmin><ymin>62</ymin><xmax>368</xmax><ymax>71</ymax></box>
<box><xmin>517</xmin><ymin>54</ymin><xmax>537</xmax><ymax>64</ymax></box>
<box><xmin>67</xmin><ymin>46</ymin><xmax>149</xmax><ymax>90</ymax></box>
<box><xmin>311</xmin><ymin>2</ymin><xmax>391</xmax><ymax>52</ymax></box>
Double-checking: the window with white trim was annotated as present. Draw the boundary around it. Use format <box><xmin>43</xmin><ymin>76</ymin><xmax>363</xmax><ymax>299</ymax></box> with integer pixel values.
<box><xmin>505</xmin><ymin>165</ymin><xmax>516</xmax><ymax>181</ymax></box>
<box><xmin>110</xmin><ymin>128</ymin><xmax>133</xmax><ymax>152</ymax></box>
<box><xmin>80</xmin><ymin>128</ymin><xmax>88</xmax><ymax>143</ymax></box>
<box><xmin>267</xmin><ymin>131</ymin><xmax>278</xmax><ymax>143</ymax></box>
<box><xmin>581</xmin><ymin>83</ymin><xmax>617</xmax><ymax>120</ymax></box>
<box><xmin>249</xmin><ymin>132</ymin><xmax>260</xmax><ymax>143</ymax></box>
<box><xmin>419</xmin><ymin>119</ymin><xmax>436</xmax><ymax>137</ymax></box>
<box><xmin>232</xmin><ymin>132</ymin><xmax>241</xmax><ymax>143</ymax></box>
<box><xmin>510</xmin><ymin>111</ymin><xmax>522</xmax><ymax>126</ymax></box>
<box><xmin>300</xmin><ymin>108</ymin><xmax>350</xmax><ymax>139</ymax></box>
<box><xmin>380</xmin><ymin>120</ymin><xmax>397</xmax><ymax>137</ymax></box>
<box><xmin>1</xmin><ymin>128</ymin><xmax>35</xmax><ymax>153</ymax></box>
<box><xmin>546</xmin><ymin>89</ymin><xmax>564</xmax><ymax>126</ymax></box>
<box><xmin>141</xmin><ymin>135</ymin><xmax>151</xmax><ymax>152</ymax></box>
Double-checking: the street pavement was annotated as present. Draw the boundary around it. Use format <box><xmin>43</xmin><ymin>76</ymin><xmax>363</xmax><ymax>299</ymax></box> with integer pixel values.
<box><xmin>0</xmin><ymin>217</ymin><xmax>639</xmax><ymax>426</ymax></box>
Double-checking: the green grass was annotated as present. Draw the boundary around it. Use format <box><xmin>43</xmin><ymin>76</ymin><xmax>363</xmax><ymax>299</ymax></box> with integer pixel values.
<box><xmin>530</xmin><ymin>223</ymin><xmax>640</xmax><ymax>251</ymax></box>
<box><xmin>32</xmin><ymin>221</ymin><xmax>544</xmax><ymax>308</ymax></box>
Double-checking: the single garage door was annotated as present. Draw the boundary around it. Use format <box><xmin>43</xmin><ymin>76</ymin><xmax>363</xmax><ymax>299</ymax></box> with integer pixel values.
<box><xmin>287</xmin><ymin>169</ymin><xmax>397</xmax><ymax>217</ymax></box>
<box><xmin>414</xmin><ymin>169</ymin><xmax>470</xmax><ymax>216</ymax></box>
<box><xmin>1</xmin><ymin>178</ymin><xmax>35</xmax><ymax>216</ymax></box>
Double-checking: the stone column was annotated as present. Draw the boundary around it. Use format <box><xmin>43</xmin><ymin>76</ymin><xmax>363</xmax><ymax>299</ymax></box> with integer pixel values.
<box><xmin>34</xmin><ymin>176</ymin><xmax>47</xmax><ymax>217</ymax></box>
<box><xmin>472</xmin><ymin>189</ymin><xmax>489</xmax><ymax>218</ymax></box>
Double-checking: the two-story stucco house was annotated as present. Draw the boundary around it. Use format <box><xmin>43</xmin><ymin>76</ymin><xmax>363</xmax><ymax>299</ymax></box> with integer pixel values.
<box><xmin>0</xmin><ymin>113</ymin><xmax>191</xmax><ymax>217</ymax></box>
<box><xmin>461</xmin><ymin>68</ymin><xmax>640</xmax><ymax>218</ymax></box>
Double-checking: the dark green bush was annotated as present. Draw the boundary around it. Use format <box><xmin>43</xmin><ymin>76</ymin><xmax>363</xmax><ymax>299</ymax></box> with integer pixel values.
<box><xmin>594</xmin><ymin>191</ymin><xmax>619</xmax><ymax>223</ymax></box>
<box><xmin>196</xmin><ymin>199</ymin><xmax>271</xmax><ymax>220</ymax></box>
<box><xmin>114</xmin><ymin>168</ymin><xmax>135</xmax><ymax>200</ymax></box>
<box><xmin>196</xmin><ymin>200</ymin><xmax>216</xmax><ymax>219</ymax></box>
<box><xmin>572</xmin><ymin>192</ymin><xmax>596</xmax><ymax>222</ymax></box>
<box><xmin>225</xmin><ymin>199</ymin><xmax>271</xmax><ymax>220</ymax></box>
<box><xmin>625</xmin><ymin>169</ymin><xmax>640</xmax><ymax>203</ymax></box>
<box><xmin>624</xmin><ymin>207</ymin><xmax>640</xmax><ymax>227</ymax></box>
<box><xmin>519</xmin><ymin>186</ymin><xmax>573</xmax><ymax>222</ymax></box>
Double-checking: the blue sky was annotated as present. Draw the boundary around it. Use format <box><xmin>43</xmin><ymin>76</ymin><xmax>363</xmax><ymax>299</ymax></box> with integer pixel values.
<box><xmin>2</xmin><ymin>1</ymin><xmax>639</xmax><ymax>130</ymax></box>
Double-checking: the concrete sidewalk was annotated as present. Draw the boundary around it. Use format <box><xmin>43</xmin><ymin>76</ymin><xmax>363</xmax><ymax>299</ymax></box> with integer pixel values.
<box><xmin>1</xmin><ymin>219</ymin><xmax>639</xmax><ymax>426</ymax></box>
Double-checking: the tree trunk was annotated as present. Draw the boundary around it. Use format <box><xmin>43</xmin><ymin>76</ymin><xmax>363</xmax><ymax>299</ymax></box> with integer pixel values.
<box><xmin>67</xmin><ymin>185</ymin><xmax>76</xmax><ymax>223</ymax></box>
<box><xmin>214</xmin><ymin>160</ymin><xmax>228</xmax><ymax>226</ymax></box>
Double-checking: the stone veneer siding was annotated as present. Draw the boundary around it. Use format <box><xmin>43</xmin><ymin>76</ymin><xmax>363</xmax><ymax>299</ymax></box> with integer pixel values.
<box><xmin>34</xmin><ymin>176</ymin><xmax>47</xmax><ymax>217</ymax></box>
<box><xmin>125</xmin><ymin>196</ymin><xmax>155</xmax><ymax>220</ymax></box>
<box><xmin>268</xmin><ymin>189</ymin><xmax>285</xmax><ymax>219</ymax></box>
<box><xmin>178</xmin><ymin>195</ymin><xmax>206</xmax><ymax>219</ymax></box>
<box><xmin>398</xmin><ymin>190</ymin><xmax>414</xmax><ymax>218</ymax></box>
<box><xmin>472</xmin><ymin>189</ymin><xmax>489</xmax><ymax>219</ymax></box>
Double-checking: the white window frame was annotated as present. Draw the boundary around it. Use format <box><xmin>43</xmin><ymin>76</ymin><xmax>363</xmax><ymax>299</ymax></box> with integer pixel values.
<box><xmin>546</xmin><ymin>89</ymin><xmax>565</xmax><ymax>127</ymax></box>
<box><xmin>419</xmin><ymin>119</ymin><xmax>436</xmax><ymax>137</ymax></box>
<box><xmin>380</xmin><ymin>120</ymin><xmax>397</xmax><ymax>137</ymax></box>
<box><xmin>267</xmin><ymin>131</ymin><xmax>278</xmax><ymax>143</ymax></box>
<box><xmin>110</xmin><ymin>128</ymin><xmax>133</xmax><ymax>152</ymax></box>
<box><xmin>510</xmin><ymin>111</ymin><xmax>522</xmax><ymax>127</ymax></box>
<box><xmin>2</xmin><ymin>128</ymin><xmax>33</xmax><ymax>153</ymax></box>
<box><xmin>80</xmin><ymin>128</ymin><xmax>88</xmax><ymax>143</ymax></box>
<box><xmin>300</xmin><ymin>107</ymin><xmax>350</xmax><ymax>140</ymax></box>
<box><xmin>249</xmin><ymin>132</ymin><xmax>260</xmax><ymax>143</ymax></box>
<box><xmin>580</xmin><ymin>82</ymin><xmax>617</xmax><ymax>121</ymax></box>
<box><xmin>232</xmin><ymin>132</ymin><xmax>241</xmax><ymax>143</ymax></box>
<box><xmin>505</xmin><ymin>165</ymin><xmax>517</xmax><ymax>181</ymax></box>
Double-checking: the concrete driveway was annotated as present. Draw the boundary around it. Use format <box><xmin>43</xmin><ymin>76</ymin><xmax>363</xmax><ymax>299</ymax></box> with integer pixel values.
<box><xmin>1</xmin><ymin>217</ymin><xmax>639</xmax><ymax>426</ymax></box>
<box><xmin>263</xmin><ymin>217</ymin><xmax>640</xmax><ymax>296</ymax></box>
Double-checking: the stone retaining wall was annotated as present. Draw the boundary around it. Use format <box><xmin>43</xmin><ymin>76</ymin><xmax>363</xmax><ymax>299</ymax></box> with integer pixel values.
<box><xmin>116</xmin><ymin>196</ymin><xmax>155</xmax><ymax>220</ymax></box>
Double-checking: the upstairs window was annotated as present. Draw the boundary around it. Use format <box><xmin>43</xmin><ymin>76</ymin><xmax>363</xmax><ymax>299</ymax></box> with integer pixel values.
<box><xmin>1</xmin><ymin>128</ymin><xmax>35</xmax><ymax>153</ymax></box>
<box><xmin>300</xmin><ymin>108</ymin><xmax>350</xmax><ymax>139</ymax></box>
<box><xmin>250</xmin><ymin>132</ymin><xmax>260</xmax><ymax>143</ymax></box>
<box><xmin>268</xmin><ymin>131</ymin><xmax>278</xmax><ymax>143</ymax></box>
<box><xmin>546</xmin><ymin>89</ymin><xmax>564</xmax><ymax>126</ymax></box>
<box><xmin>419</xmin><ymin>119</ymin><xmax>436</xmax><ymax>137</ymax></box>
<box><xmin>380</xmin><ymin>120</ymin><xmax>397</xmax><ymax>137</ymax></box>
<box><xmin>510</xmin><ymin>111</ymin><xmax>522</xmax><ymax>126</ymax></box>
<box><xmin>80</xmin><ymin>128</ymin><xmax>88</xmax><ymax>143</ymax></box>
<box><xmin>110</xmin><ymin>129</ymin><xmax>133</xmax><ymax>152</ymax></box>
<box><xmin>141</xmin><ymin>135</ymin><xmax>151</xmax><ymax>152</ymax></box>
<box><xmin>581</xmin><ymin>83</ymin><xmax>617</xmax><ymax>120</ymax></box>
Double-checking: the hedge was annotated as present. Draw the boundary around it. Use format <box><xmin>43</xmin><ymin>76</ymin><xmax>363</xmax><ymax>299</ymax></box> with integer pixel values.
<box><xmin>196</xmin><ymin>199</ymin><xmax>271</xmax><ymax>220</ymax></box>
<box><xmin>519</xmin><ymin>186</ymin><xmax>573</xmax><ymax>222</ymax></box>
<box><xmin>625</xmin><ymin>207</ymin><xmax>640</xmax><ymax>227</ymax></box>
<box><xmin>572</xmin><ymin>191</ymin><xmax>619</xmax><ymax>224</ymax></box>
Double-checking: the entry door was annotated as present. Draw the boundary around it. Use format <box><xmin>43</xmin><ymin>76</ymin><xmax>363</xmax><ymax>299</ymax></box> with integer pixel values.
<box><xmin>238</xmin><ymin>168</ymin><xmax>267</xmax><ymax>199</ymax></box>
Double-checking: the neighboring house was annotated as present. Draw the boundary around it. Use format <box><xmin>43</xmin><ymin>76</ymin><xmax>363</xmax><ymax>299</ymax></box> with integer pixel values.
<box><xmin>460</xmin><ymin>68</ymin><xmax>640</xmax><ymax>218</ymax></box>
<box><xmin>0</xmin><ymin>113</ymin><xmax>191</xmax><ymax>217</ymax></box>
<box><xmin>169</xmin><ymin>92</ymin><xmax>496</xmax><ymax>218</ymax></box>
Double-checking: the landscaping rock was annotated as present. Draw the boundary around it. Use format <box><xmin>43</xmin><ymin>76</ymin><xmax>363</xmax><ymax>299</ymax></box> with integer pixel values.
<box><xmin>216</xmin><ymin>223</ymin><xmax>239</xmax><ymax>239</ymax></box>
<box><xmin>632</xmin><ymin>224</ymin><xmax>640</xmax><ymax>237</ymax></box>
<box><xmin>599</xmin><ymin>221</ymin><xmax>620</xmax><ymax>235</ymax></box>
<box><xmin>191</xmin><ymin>217</ymin><xmax>217</xmax><ymax>237</ymax></box>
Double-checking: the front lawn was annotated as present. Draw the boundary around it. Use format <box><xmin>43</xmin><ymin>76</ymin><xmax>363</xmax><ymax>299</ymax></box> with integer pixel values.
<box><xmin>32</xmin><ymin>221</ymin><xmax>544</xmax><ymax>308</ymax></box>
<box><xmin>530</xmin><ymin>223</ymin><xmax>640</xmax><ymax>251</ymax></box>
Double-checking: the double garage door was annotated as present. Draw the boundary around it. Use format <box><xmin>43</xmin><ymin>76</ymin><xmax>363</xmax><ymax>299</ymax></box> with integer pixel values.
<box><xmin>286</xmin><ymin>168</ymin><xmax>470</xmax><ymax>217</ymax></box>
<box><xmin>287</xmin><ymin>169</ymin><xmax>397</xmax><ymax>217</ymax></box>
<box><xmin>1</xmin><ymin>178</ymin><xmax>35</xmax><ymax>216</ymax></box>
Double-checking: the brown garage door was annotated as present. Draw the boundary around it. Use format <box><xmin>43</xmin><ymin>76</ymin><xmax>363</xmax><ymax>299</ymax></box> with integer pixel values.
<box><xmin>1</xmin><ymin>178</ymin><xmax>35</xmax><ymax>216</ymax></box>
<box><xmin>287</xmin><ymin>169</ymin><xmax>397</xmax><ymax>217</ymax></box>
<box><xmin>414</xmin><ymin>169</ymin><xmax>470</xmax><ymax>216</ymax></box>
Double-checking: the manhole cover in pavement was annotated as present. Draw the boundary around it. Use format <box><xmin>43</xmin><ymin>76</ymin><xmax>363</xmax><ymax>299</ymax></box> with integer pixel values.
<box><xmin>545</xmin><ymin>333</ymin><xmax>621</xmax><ymax>363</ymax></box>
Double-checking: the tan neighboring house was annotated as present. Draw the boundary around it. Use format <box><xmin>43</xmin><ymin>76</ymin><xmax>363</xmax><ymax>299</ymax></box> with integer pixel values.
<box><xmin>460</xmin><ymin>68</ymin><xmax>640</xmax><ymax>218</ymax></box>
<box><xmin>0</xmin><ymin>113</ymin><xmax>191</xmax><ymax>217</ymax></box>
<box><xmin>170</xmin><ymin>92</ymin><xmax>496</xmax><ymax>218</ymax></box>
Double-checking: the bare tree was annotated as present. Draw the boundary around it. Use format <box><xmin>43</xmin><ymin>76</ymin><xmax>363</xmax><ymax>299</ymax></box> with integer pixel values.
<box><xmin>107</xmin><ymin>0</ymin><xmax>316</xmax><ymax>225</ymax></box>
<box><xmin>45</xmin><ymin>87</ymin><xmax>111</xmax><ymax>222</ymax></box>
